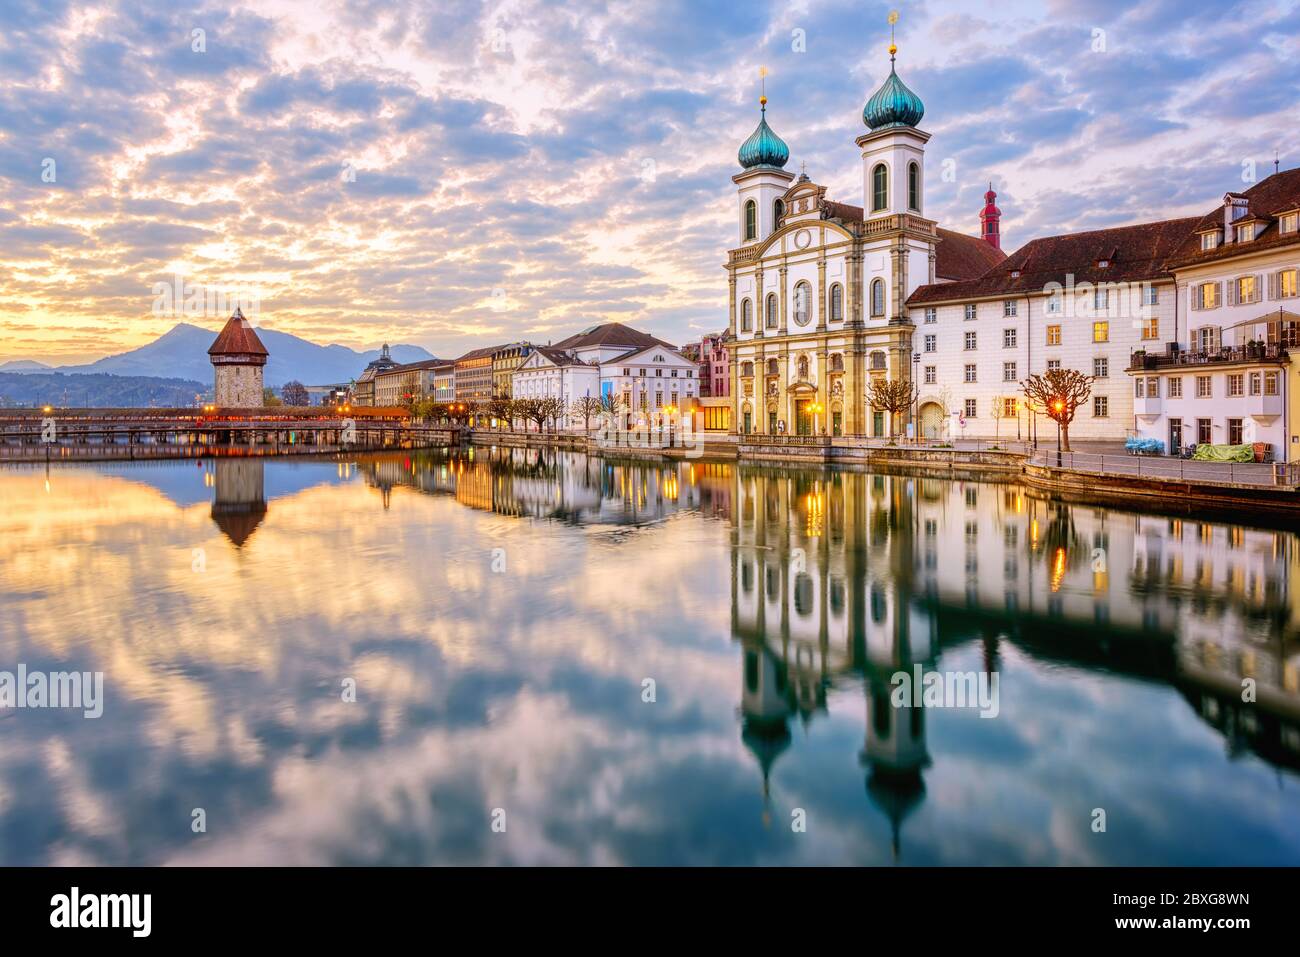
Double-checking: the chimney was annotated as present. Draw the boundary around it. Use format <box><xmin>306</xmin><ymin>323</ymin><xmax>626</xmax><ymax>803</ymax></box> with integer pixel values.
<box><xmin>979</xmin><ymin>183</ymin><xmax>1001</xmax><ymax>250</ymax></box>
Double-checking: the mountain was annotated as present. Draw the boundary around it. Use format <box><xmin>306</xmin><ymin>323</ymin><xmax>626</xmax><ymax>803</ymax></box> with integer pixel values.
<box><xmin>0</xmin><ymin>372</ymin><xmax>205</xmax><ymax>408</ymax></box>
<box><xmin>0</xmin><ymin>359</ymin><xmax>51</xmax><ymax>371</ymax></box>
<box><xmin>39</xmin><ymin>323</ymin><xmax>435</xmax><ymax>386</ymax></box>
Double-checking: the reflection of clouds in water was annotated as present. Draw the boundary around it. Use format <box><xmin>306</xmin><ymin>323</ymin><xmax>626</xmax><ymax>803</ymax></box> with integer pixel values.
<box><xmin>1</xmin><ymin>455</ymin><xmax>1299</xmax><ymax>864</ymax></box>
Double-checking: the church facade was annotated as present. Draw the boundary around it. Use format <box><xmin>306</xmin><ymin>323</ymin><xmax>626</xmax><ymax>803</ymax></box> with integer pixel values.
<box><xmin>726</xmin><ymin>45</ymin><xmax>1003</xmax><ymax>438</ymax></box>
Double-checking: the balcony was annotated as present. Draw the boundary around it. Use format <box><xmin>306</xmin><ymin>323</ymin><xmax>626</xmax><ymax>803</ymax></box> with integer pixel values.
<box><xmin>1129</xmin><ymin>344</ymin><xmax>1290</xmax><ymax>371</ymax></box>
<box><xmin>1245</xmin><ymin>393</ymin><xmax>1284</xmax><ymax>418</ymax></box>
<box><xmin>1132</xmin><ymin>394</ymin><xmax>1161</xmax><ymax>417</ymax></box>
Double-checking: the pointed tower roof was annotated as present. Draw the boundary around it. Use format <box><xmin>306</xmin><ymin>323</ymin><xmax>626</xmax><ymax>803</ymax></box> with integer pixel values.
<box><xmin>208</xmin><ymin>308</ymin><xmax>268</xmax><ymax>357</ymax></box>
<box><xmin>738</xmin><ymin>71</ymin><xmax>790</xmax><ymax>170</ymax></box>
<box><xmin>862</xmin><ymin>19</ymin><xmax>925</xmax><ymax>130</ymax></box>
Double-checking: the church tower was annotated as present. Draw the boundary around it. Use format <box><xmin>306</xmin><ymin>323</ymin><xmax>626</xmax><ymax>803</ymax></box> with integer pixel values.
<box><xmin>980</xmin><ymin>184</ymin><xmax>1002</xmax><ymax>250</ymax></box>
<box><xmin>732</xmin><ymin>72</ymin><xmax>794</xmax><ymax>247</ymax></box>
<box><xmin>208</xmin><ymin>307</ymin><xmax>269</xmax><ymax>408</ymax></box>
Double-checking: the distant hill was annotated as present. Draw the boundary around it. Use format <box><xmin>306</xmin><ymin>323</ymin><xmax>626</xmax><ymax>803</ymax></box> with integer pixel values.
<box><xmin>0</xmin><ymin>360</ymin><xmax>51</xmax><ymax>371</ymax></box>
<box><xmin>10</xmin><ymin>323</ymin><xmax>435</xmax><ymax>387</ymax></box>
<box><xmin>0</xmin><ymin>372</ymin><xmax>206</xmax><ymax>408</ymax></box>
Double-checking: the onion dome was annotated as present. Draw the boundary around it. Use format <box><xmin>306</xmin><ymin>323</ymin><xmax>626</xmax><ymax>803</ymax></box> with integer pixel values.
<box><xmin>863</xmin><ymin>49</ymin><xmax>924</xmax><ymax>130</ymax></box>
<box><xmin>738</xmin><ymin>97</ymin><xmax>790</xmax><ymax>170</ymax></box>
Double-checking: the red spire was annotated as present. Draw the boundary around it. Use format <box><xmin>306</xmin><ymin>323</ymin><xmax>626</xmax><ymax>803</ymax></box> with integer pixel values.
<box><xmin>208</xmin><ymin>307</ymin><xmax>268</xmax><ymax>358</ymax></box>
<box><xmin>980</xmin><ymin>182</ymin><xmax>1001</xmax><ymax>250</ymax></box>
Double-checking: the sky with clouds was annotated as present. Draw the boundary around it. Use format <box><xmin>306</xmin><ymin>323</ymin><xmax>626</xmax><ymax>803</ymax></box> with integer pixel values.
<box><xmin>1</xmin><ymin>0</ymin><xmax>1298</xmax><ymax>365</ymax></box>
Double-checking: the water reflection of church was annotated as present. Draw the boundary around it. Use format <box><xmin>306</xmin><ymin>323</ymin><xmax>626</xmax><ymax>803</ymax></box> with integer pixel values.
<box><xmin>729</xmin><ymin>468</ymin><xmax>1300</xmax><ymax>857</ymax></box>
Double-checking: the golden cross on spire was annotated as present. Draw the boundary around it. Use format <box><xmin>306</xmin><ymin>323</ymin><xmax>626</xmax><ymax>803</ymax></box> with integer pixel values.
<box><xmin>888</xmin><ymin>10</ymin><xmax>899</xmax><ymax>58</ymax></box>
<box><xmin>759</xmin><ymin>66</ymin><xmax>768</xmax><ymax>108</ymax></box>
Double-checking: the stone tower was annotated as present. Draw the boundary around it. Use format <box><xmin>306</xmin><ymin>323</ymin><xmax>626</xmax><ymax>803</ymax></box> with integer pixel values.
<box><xmin>208</xmin><ymin>307</ymin><xmax>268</xmax><ymax>407</ymax></box>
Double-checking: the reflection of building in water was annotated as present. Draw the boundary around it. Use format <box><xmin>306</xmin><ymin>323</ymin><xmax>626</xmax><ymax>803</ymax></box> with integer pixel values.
<box><xmin>732</xmin><ymin>469</ymin><xmax>940</xmax><ymax>854</ymax></box>
<box><xmin>730</xmin><ymin>467</ymin><xmax>1300</xmax><ymax>856</ymax></box>
<box><xmin>210</xmin><ymin>459</ymin><xmax>267</xmax><ymax>547</ymax></box>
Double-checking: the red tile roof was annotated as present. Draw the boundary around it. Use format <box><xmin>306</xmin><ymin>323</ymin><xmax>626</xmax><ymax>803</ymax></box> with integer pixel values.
<box><xmin>207</xmin><ymin>308</ymin><xmax>268</xmax><ymax>357</ymax></box>
<box><xmin>907</xmin><ymin>216</ymin><xmax>1200</xmax><ymax>305</ymax></box>
<box><xmin>935</xmin><ymin>227</ymin><xmax>1007</xmax><ymax>280</ymax></box>
<box><xmin>552</xmin><ymin>321</ymin><xmax>674</xmax><ymax>351</ymax></box>
<box><xmin>1165</xmin><ymin>167</ymin><xmax>1300</xmax><ymax>269</ymax></box>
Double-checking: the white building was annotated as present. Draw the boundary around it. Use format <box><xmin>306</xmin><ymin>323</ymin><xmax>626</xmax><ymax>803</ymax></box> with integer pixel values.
<box><xmin>1130</xmin><ymin>174</ymin><xmax>1300</xmax><ymax>460</ymax></box>
<box><xmin>511</xmin><ymin>346</ymin><xmax>600</xmax><ymax>430</ymax></box>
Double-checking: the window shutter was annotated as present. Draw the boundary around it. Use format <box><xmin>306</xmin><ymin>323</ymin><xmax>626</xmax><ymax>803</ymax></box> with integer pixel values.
<box><xmin>1269</xmin><ymin>271</ymin><xmax>1277</xmax><ymax>300</ymax></box>
<box><xmin>1255</xmin><ymin>274</ymin><xmax>1264</xmax><ymax>303</ymax></box>
<box><xmin>1215</xmin><ymin>281</ymin><xmax>1223</xmax><ymax>307</ymax></box>
<box><xmin>1227</xmin><ymin>280</ymin><xmax>1238</xmax><ymax>306</ymax></box>
<box><xmin>1191</xmin><ymin>287</ymin><xmax>1201</xmax><ymax>311</ymax></box>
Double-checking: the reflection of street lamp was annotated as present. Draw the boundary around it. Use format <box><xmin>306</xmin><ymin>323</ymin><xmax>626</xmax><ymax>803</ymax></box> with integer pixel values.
<box><xmin>912</xmin><ymin>351</ymin><xmax>920</xmax><ymax>443</ymax></box>
<box><xmin>808</xmin><ymin>401</ymin><xmax>824</xmax><ymax>436</ymax></box>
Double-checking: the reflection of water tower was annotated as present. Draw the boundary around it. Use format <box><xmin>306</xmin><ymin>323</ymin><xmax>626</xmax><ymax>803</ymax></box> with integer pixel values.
<box><xmin>210</xmin><ymin>459</ymin><xmax>267</xmax><ymax>547</ymax></box>
<box><xmin>740</xmin><ymin>641</ymin><xmax>793</xmax><ymax>825</ymax></box>
<box><xmin>861</xmin><ymin>669</ymin><xmax>932</xmax><ymax>861</ymax></box>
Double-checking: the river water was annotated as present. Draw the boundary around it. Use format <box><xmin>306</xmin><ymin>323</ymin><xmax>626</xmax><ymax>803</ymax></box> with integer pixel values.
<box><xmin>1</xmin><ymin>447</ymin><xmax>1297</xmax><ymax>865</ymax></box>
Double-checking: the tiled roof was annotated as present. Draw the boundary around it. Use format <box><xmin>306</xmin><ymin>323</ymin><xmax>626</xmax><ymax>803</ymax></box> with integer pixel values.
<box><xmin>551</xmin><ymin>322</ymin><xmax>673</xmax><ymax>351</ymax></box>
<box><xmin>935</xmin><ymin>227</ymin><xmax>1007</xmax><ymax>280</ymax></box>
<box><xmin>454</xmin><ymin>345</ymin><xmax>503</xmax><ymax>364</ymax></box>
<box><xmin>207</xmin><ymin>308</ymin><xmax>268</xmax><ymax>356</ymax></box>
<box><xmin>1165</xmin><ymin>167</ymin><xmax>1300</xmax><ymax>269</ymax></box>
<box><xmin>532</xmin><ymin>346</ymin><xmax>592</xmax><ymax>367</ymax></box>
<box><xmin>375</xmin><ymin>359</ymin><xmax>448</xmax><ymax>376</ymax></box>
<box><xmin>907</xmin><ymin>216</ymin><xmax>1200</xmax><ymax>305</ymax></box>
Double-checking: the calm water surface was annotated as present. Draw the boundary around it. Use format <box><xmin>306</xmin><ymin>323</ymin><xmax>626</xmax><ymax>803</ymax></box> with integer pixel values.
<box><xmin>1</xmin><ymin>447</ymin><xmax>1298</xmax><ymax>865</ymax></box>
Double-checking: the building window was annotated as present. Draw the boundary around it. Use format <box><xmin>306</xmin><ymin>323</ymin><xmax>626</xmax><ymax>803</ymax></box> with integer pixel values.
<box><xmin>1135</xmin><ymin>378</ymin><xmax>1144</xmax><ymax>398</ymax></box>
<box><xmin>964</xmin><ymin>303</ymin><xmax>977</xmax><ymax>321</ymax></box>
<box><xmin>1198</xmin><ymin>282</ymin><xmax>1219</xmax><ymax>309</ymax></box>
<box><xmin>1281</xmin><ymin>213</ymin><xmax>1298</xmax><ymax>234</ymax></box>
<box><xmin>741</xmin><ymin>362</ymin><xmax>754</xmax><ymax>377</ymax></box>
<box><xmin>924</xmin><ymin>365</ymin><xmax>936</xmax><ymax>384</ymax></box>
<box><xmin>1003</xmin><ymin>397</ymin><xmax>1017</xmax><ymax>417</ymax></box>
<box><xmin>740</xmin><ymin>298</ymin><xmax>753</xmax><ymax>331</ymax></box>
<box><xmin>871</xmin><ymin>163</ymin><xmax>888</xmax><ymax>212</ymax></box>
<box><xmin>1201</xmin><ymin>231</ymin><xmax>1219</xmax><ymax>250</ymax></box>
<box><xmin>1093</xmin><ymin>357</ymin><xmax>1108</xmax><ymax>378</ymax></box>
<box><xmin>924</xmin><ymin>306</ymin><xmax>936</xmax><ymax>323</ymax></box>
<box><xmin>1003</xmin><ymin>328</ymin><xmax>1017</xmax><ymax>348</ymax></box>
<box><xmin>744</xmin><ymin>200</ymin><xmax>757</xmax><ymax>240</ymax></box>
<box><xmin>964</xmin><ymin>364</ymin><xmax>977</xmax><ymax>383</ymax></box>
<box><xmin>793</xmin><ymin>280</ymin><xmax>812</xmax><ymax>326</ymax></box>
<box><xmin>1093</xmin><ymin>396</ymin><xmax>1108</xmax><ymax>417</ymax></box>
<box><xmin>870</xmin><ymin>278</ymin><xmax>885</xmax><ymax>317</ymax></box>
<box><xmin>829</xmin><ymin>283</ymin><xmax>844</xmax><ymax>321</ymax></box>
<box><xmin>1092</xmin><ymin>321</ymin><xmax>1109</xmax><ymax>343</ymax></box>
<box><xmin>1197</xmin><ymin>418</ymin><xmax>1211</xmax><ymax>444</ymax></box>
<box><xmin>908</xmin><ymin>161</ymin><xmax>920</xmax><ymax>211</ymax></box>
<box><xmin>765</xmin><ymin>293</ymin><xmax>778</xmax><ymax>328</ymax></box>
<box><xmin>1003</xmin><ymin>300</ymin><xmax>1017</xmax><ymax>317</ymax></box>
<box><xmin>767</xmin><ymin>358</ymin><xmax>779</xmax><ymax>376</ymax></box>
<box><xmin>964</xmin><ymin>399</ymin><xmax>977</xmax><ymax>418</ymax></box>
<box><xmin>1228</xmin><ymin>418</ymin><xmax>1243</xmax><ymax>444</ymax></box>
<box><xmin>870</xmin><ymin>351</ymin><xmax>887</xmax><ymax>371</ymax></box>
<box><xmin>774</xmin><ymin>199</ymin><xmax>785</xmax><ymax>223</ymax></box>
<box><xmin>1227</xmin><ymin>373</ymin><xmax>1244</xmax><ymax>397</ymax></box>
<box><xmin>1094</xmin><ymin>288</ymin><xmax>1109</xmax><ymax>312</ymax></box>
<box><xmin>1237</xmin><ymin>275</ymin><xmax>1257</xmax><ymax>304</ymax></box>
<box><xmin>1146</xmin><ymin>376</ymin><xmax>1158</xmax><ymax>397</ymax></box>
<box><xmin>1046</xmin><ymin>324</ymin><xmax>1061</xmax><ymax>346</ymax></box>
<box><xmin>1144</xmin><ymin>286</ymin><xmax>1159</xmax><ymax>305</ymax></box>
<box><xmin>1196</xmin><ymin>375</ymin><xmax>1212</xmax><ymax>398</ymax></box>
<box><xmin>1047</xmin><ymin>294</ymin><xmax>1061</xmax><ymax>314</ymax></box>
<box><xmin>1141</xmin><ymin>316</ymin><xmax>1159</xmax><ymax>339</ymax></box>
<box><xmin>1047</xmin><ymin>359</ymin><xmax>1061</xmax><ymax>371</ymax></box>
<box><xmin>1236</xmin><ymin>223</ymin><xmax>1255</xmax><ymax>243</ymax></box>
<box><xmin>1003</xmin><ymin>361</ymin><xmax>1017</xmax><ymax>382</ymax></box>
<box><xmin>964</xmin><ymin>331</ymin><xmax>977</xmax><ymax>350</ymax></box>
<box><xmin>924</xmin><ymin>334</ymin><xmax>936</xmax><ymax>352</ymax></box>
<box><xmin>1167</xmin><ymin>376</ymin><xmax>1182</xmax><ymax>398</ymax></box>
<box><xmin>1280</xmin><ymin>269</ymin><xmax>1298</xmax><ymax>298</ymax></box>
<box><xmin>1265</xmin><ymin>371</ymin><xmax>1279</xmax><ymax>395</ymax></box>
<box><xmin>1249</xmin><ymin>372</ymin><xmax>1261</xmax><ymax>395</ymax></box>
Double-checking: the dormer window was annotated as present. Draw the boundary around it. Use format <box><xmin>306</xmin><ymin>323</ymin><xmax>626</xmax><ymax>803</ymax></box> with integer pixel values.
<box><xmin>1201</xmin><ymin>232</ymin><xmax>1219</xmax><ymax>251</ymax></box>
<box><xmin>1097</xmin><ymin>259</ymin><xmax>1109</xmax><ymax>268</ymax></box>
<box><xmin>1281</xmin><ymin>212</ymin><xmax>1298</xmax><ymax>235</ymax></box>
<box><xmin>1010</xmin><ymin>269</ymin><xmax>1021</xmax><ymax>278</ymax></box>
<box><xmin>1236</xmin><ymin>223</ymin><xmax>1255</xmax><ymax>243</ymax></box>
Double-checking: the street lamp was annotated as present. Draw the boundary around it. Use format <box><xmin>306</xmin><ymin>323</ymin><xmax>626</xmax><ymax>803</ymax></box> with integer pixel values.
<box><xmin>1052</xmin><ymin>399</ymin><xmax>1064</xmax><ymax>466</ymax></box>
<box><xmin>808</xmin><ymin>401</ymin><xmax>823</xmax><ymax>437</ymax></box>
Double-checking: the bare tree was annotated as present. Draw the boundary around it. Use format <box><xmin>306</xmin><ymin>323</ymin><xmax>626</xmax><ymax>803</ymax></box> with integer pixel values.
<box><xmin>516</xmin><ymin>398</ymin><xmax>547</xmax><ymax>432</ymax></box>
<box><xmin>487</xmin><ymin>395</ymin><xmax>513</xmax><ymax>430</ymax></box>
<box><xmin>538</xmin><ymin>396</ymin><xmax>566</xmax><ymax>431</ymax></box>
<box><xmin>1021</xmin><ymin>368</ymin><xmax>1093</xmax><ymax>452</ymax></box>
<box><xmin>866</xmin><ymin>377</ymin><xmax>918</xmax><ymax>441</ymax></box>
<box><xmin>598</xmin><ymin>390</ymin><xmax>626</xmax><ymax>431</ymax></box>
<box><xmin>281</xmin><ymin>380</ymin><xmax>310</xmax><ymax>406</ymax></box>
<box><xmin>990</xmin><ymin>396</ymin><xmax>1005</xmax><ymax>442</ymax></box>
<box><xmin>570</xmin><ymin>395</ymin><xmax>603</xmax><ymax>435</ymax></box>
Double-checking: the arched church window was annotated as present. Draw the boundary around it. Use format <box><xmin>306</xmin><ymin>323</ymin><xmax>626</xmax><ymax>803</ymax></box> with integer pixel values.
<box><xmin>793</xmin><ymin>281</ymin><xmax>811</xmax><ymax>326</ymax></box>
<box><xmin>741</xmin><ymin>361</ymin><xmax>754</xmax><ymax>377</ymax></box>
<box><xmin>870</xmin><ymin>278</ymin><xmax>885</xmax><ymax>317</ymax></box>
<box><xmin>774</xmin><ymin>199</ymin><xmax>785</xmax><ymax>224</ymax></box>
<box><xmin>767</xmin><ymin>358</ymin><xmax>779</xmax><ymax>376</ymax></box>
<box><xmin>908</xmin><ymin>162</ymin><xmax>920</xmax><ymax>212</ymax></box>
<box><xmin>871</xmin><ymin>163</ymin><xmax>888</xmax><ymax>212</ymax></box>
<box><xmin>829</xmin><ymin>283</ymin><xmax>843</xmax><ymax>322</ymax></box>
<box><xmin>744</xmin><ymin>200</ymin><xmax>757</xmax><ymax>240</ymax></box>
<box><xmin>740</xmin><ymin>298</ymin><xmax>753</xmax><ymax>331</ymax></box>
<box><xmin>831</xmin><ymin>353</ymin><xmax>844</xmax><ymax>372</ymax></box>
<box><xmin>870</xmin><ymin>350</ymin><xmax>887</xmax><ymax>371</ymax></box>
<box><xmin>765</xmin><ymin>293</ymin><xmax>778</xmax><ymax>329</ymax></box>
